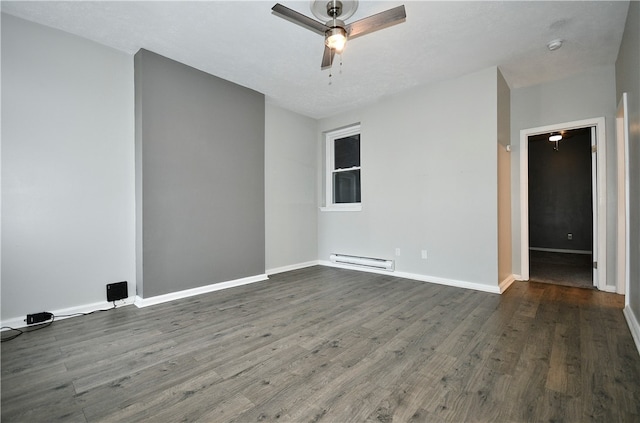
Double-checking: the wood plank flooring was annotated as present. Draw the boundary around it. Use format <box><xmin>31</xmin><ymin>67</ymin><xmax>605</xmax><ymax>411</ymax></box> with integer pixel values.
<box><xmin>2</xmin><ymin>266</ymin><xmax>639</xmax><ymax>422</ymax></box>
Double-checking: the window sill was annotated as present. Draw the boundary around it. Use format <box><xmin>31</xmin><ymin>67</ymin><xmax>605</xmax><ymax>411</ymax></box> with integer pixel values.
<box><xmin>320</xmin><ymin>205</ymin><xmax>362</xmax><ymax>212</ymax></box>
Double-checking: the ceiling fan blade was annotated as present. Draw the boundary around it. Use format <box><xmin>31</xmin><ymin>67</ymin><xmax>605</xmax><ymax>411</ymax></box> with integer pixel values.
<box><xmin>321</xmin><ymin>45</ymin><xmax>335</xmax><ymax>69</ymax></box>
<box><xmin>345</xmin><ymin>5</ymin><xmax>406</xmax><ymax>39</ymax></box>
<box><xmin>272</xmin><ymin>3</ymin><xmax>328</xmax><ymax>35</ymax></box>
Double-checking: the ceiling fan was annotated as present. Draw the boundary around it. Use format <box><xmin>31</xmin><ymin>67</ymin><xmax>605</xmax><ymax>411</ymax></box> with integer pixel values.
<box><xmin>271</xmin><ymin>1</ymin><xmax>406</xmax><ymax>69</ymax></box>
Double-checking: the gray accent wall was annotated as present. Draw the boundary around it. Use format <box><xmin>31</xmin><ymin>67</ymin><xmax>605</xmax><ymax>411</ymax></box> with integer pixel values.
<box><xmin>135</xmin><ymin>49</ymin><xmax>265</xmax><ymax>298</ymax></box>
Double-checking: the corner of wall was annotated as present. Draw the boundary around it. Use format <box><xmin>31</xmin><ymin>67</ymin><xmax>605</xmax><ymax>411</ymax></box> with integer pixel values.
<box><xmin>134</xmin><ymin>50</ymin><xmax>144</xmax><ymax>299</ymax></box>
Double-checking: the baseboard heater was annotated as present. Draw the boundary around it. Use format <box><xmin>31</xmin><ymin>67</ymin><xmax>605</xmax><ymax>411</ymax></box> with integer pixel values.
<box><xmin>329</xmin><ymin>254</ymin><xmax>394</xmax><ymax>271</ymax></box>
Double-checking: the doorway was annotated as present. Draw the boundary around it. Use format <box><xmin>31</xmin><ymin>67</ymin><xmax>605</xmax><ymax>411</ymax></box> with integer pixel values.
<box><xmin>527</xmin><ymin>128</ymin><xmax>594</xmax><ymax>289</ymax></box>
<box><xmin>519</xmin><ymin>117</ymin><xmax>607</xmax><ymax>291</ymax></box>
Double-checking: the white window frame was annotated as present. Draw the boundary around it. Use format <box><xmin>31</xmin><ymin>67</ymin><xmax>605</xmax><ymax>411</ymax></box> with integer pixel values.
<box><xmin>321</xmin><ymin>124</ymin><xmax>362</xmax><ymax>212</ymax></box>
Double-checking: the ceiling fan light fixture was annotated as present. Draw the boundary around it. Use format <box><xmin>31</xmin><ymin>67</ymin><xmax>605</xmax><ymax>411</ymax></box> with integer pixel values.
<box><xmin>325</xmin><ymin>27</ymin><xmax>347</xmax><ymax>52</ymax></box>
<box><xmin>549</xmin><ymin>134</ymin><xmax>562</xmax><ymax>142</ymax></box>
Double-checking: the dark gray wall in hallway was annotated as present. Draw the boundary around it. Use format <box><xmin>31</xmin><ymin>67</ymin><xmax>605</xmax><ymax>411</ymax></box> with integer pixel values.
<box><xmin>528</xmin><ymin>129</ymin><xmax>592</xmax><ymax>251</ymax></box>
<box><xmin>135</xmin><ymin>49</ymin><xmax>265</xmax><ymax>298</ymax></box>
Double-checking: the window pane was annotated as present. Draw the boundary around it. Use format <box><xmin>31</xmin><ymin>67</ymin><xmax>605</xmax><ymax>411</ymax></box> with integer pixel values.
<box><xmin>333</xmin><ymin>169</ymin><xmax>361</xmax><ymax>203</ymax></box>
<box><xmin>334</xmin><ymin>135</ymin><xmax>360</xmax><ymax>170</ymax></box>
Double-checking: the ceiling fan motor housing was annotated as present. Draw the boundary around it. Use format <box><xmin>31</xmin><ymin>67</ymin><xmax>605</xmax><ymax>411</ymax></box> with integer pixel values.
<box><xmin>310</xmin><ymin>0</ymin><xmax>358</xmax><ymax>21</ymax></box>
<box><xmin>327</xmin><ymin>1</ymin><xmax>343</xmax><ymax>18</ymax></box>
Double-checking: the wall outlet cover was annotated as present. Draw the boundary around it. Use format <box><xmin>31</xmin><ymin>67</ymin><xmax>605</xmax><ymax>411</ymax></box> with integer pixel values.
<box><xmin>106</xmin><ymin>281</ymin><xmax>128</xmax><ymax>302</ymax></box>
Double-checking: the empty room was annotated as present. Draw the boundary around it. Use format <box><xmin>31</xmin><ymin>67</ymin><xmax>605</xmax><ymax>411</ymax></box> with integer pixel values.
<box><xmin>2</xmin><ymin>1</ymin><xmax>640</xmax><ymax>422</ymax></box>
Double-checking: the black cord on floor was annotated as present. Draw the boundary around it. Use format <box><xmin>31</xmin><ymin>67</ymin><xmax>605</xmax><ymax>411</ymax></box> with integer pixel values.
<box><xmin>1</xmin><ymin>302</ymin><xmax>118</xmax><ymax>343</ymax></box>
<box><xmin>55</xmin><ymin>302</ymin><xmax>116</xmax><ymax>319</ymax></box>
<box><xmin>1</xmin><ymin>320</ymin><xmax>53</xmax><ymax>342</ymax></box>
<box><xmin>1</xmin><ymin>326</ymin><xmax>24</xmax><ymax>342</ymax></box>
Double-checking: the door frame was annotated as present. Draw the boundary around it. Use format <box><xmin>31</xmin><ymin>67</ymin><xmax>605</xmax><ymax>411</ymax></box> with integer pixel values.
<box><xmin>616</xmin><ymin>93</ymin><xmax>630</xmax><ymax>299</ymax></box>
<box><xmin>519</xmin><ymin>117</ymin><xmax>607</xmax><ymax>291</ymax></box>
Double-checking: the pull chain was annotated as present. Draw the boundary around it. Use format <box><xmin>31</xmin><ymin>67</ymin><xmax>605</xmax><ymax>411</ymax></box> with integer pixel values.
<box><xmin>328</xmin><ymin>53</ymin><xmax>343</xmax><ymax>85</ymax></box>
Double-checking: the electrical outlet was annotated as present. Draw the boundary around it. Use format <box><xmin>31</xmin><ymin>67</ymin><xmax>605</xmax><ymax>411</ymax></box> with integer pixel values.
<box><xmin>567</xmin><ymin>233</ymin><xmax>573</xmax><ymax>240</ymax></box>
<box><xmin>395</xmin><ymin>248</ymin><xmax>401</xmax><ymax>256</ymax></box>
<box><xmin>421</xmin><ymin>250</ymin><xmax>428</xmax><ymax>259</ymax></box>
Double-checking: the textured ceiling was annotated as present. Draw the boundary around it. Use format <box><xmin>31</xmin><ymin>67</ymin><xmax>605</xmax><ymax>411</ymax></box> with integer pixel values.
<box><xmin>1</xmin><ymin>1</ymin><xmax>630</xmax><ymax>119</ymax></box>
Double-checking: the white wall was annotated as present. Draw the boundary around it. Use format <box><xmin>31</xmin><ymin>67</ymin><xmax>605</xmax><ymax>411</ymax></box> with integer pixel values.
<box><xmin>265</xmin><ymin>103</ymin><xmax>318</xmax><ymax>273</ymax></box>
<box><xmin>1</xmin><ymin>15</ymin><xmax>136</xmax><ymax>322</ymax></box>
<box><xmin>615</xmin><ymin>0</ymin><xmax>640</xmax><ymax>348</ymax></box>
<box><xmin>510</xmin><ymin>65</ymin><xmax>618</xmax><ymax>286</ymax></box>
<box><xmin>317</xmin><ymin>67</ymin><xmax>501</xmax><ymax>291</ymax></box>
<box><xmin>497</xmin><ymin>69</ymin><xmax>512</xmax><ymax>287</ymax></box>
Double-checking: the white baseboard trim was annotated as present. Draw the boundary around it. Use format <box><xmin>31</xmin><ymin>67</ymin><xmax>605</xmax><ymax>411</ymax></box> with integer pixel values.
<box><xmin>602</xmin><ymin>284</ymin><xmax>618</xmax><ymax>293</ymax></box>
<box><xmin>623</xmin><ymin>305</ymin><xmax>640</xmax><ymax>356</ymax></box>
<box><xmin>319</xmin><ymin>260</ymin><xmax>500</xmax><ymax>294</ymax></box>
<box><xmin>319</xmin><ymin>260</ymin><xmax>395</xmax><ymax>276</ymax></box>
<box><xmin>134</xmin><ymin>274</ymin><xmax>269</xmax><ymax>308</ymax></box>
<box><xmin>499</xmin><ymin>274</ymin><xmax>516</xmax><ymax>293</ymax></box>
<box><xmin>395</xmin><ymin>271</ymin><xmax>501</xmax><ymax>294</ymax></box>
<box><xmin>529</xmin><ymin>247</ymin><xmax>592</xmax><ymax>255</ymax></box>
<box><xmin>266</xmin><ymin>260</ymin><xmax>319</xmax><ymax>275</ymax></box>
<box><xmin>513</xmin><ymin>274</ymin><xmax>524</xmax><ymax>281</ymax></box>
<box><xmin>1</xmin><ymin>297</ymin><xmax>134</xmax><ymax>330</ymax></box>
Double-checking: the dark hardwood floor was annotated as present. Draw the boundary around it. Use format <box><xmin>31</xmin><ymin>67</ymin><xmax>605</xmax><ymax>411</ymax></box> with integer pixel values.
<box><xmin>2</xmin><ymin>266</ymin><xmax>639</xmax><ymax>422</ymax></box>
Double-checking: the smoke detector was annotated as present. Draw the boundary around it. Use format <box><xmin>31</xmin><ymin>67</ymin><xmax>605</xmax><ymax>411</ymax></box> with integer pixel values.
<box><xmin>547</xmin><ymin>39</ymin><xmax>563</xmax><ymax>51</ymax></box>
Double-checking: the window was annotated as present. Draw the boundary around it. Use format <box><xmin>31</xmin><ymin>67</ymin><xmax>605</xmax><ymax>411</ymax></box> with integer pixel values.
<box><xmin>323</xmin><ymin>124</ymin><xmax>362</xmax><ymax>211</ymax></box>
